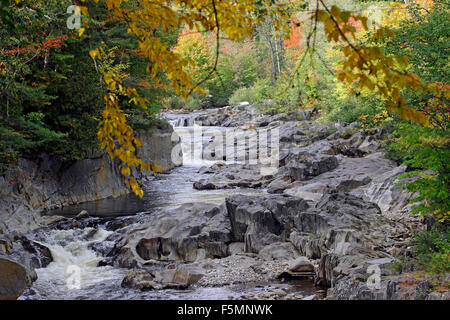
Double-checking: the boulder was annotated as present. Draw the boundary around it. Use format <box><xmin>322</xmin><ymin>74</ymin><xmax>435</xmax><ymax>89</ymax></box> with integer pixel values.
<box><xmin>154</xmin><ymin>266</ymin><xmax>204</xmax><ymax>289</ymax></box>
<box><xmin>288</xmin><ymin>257</ymin><xmax>314</xmax><ymax>272</ymax></box>
<box><xmin>358</xmin><ymin>136</ymin><xmax>381</xmax><ymax>154</ymax></box>
<box><xmin>302</xmin><ymin>294</ymin><xmax>318</xmax><ymax>300</ymax></box>
<box><xmin>74</xmin><ymin>210</ymin><xmax>89</xmax><ymax>219</ymax></box>
<box><xmin>330</xmin><ymin>273</ymin><xmax>436</xmax><ymax>300</ymax></box>
<box><xmin>114</xmin><ymin>203</ymin><xmax>231</xmax><ymax>266</ymax></box>
<box><xmin>285</xmin><ymin>152</ymin><xmax>412</xmax><ymax>216</ymax></box>
<box><xmin>226</xmin><ymin>194</ymin><xmax>309</xmax><ymax>253</ymax></box>
<box><xmin>0</xmin><ymin>257</ymin><xmax>29</xmax><ymax>300</ymax></box>
<box><xmin>136</xmin><ymin>124</ymin><xmax>182</xmax><ymax>174</ymax></box>
<box><xmin>276</xmin><ymin>256</ymin><xmax>315</xmax><ymax>280</ymax></box>
<box><xmin>283</xmin><ymin>154</ymin><xmax>339</xmax><ymax>181</ymax></box>
<box><xmin>121</xmin><ymin>269</ymin><xmax>156</xmax><ymax>291</ymax></box>
<box><xmin>267</xmin><ymin>177</ymin><xmax>294</xmax><ymax>194</ymax></box>
<box><xmin>18</xmin><ymin>236</ymin><xmax>53</xmax><ymax>268</ymax></box>
<box><xmin>258</xmin><ymin>242</ymin><xmax>300</xmax><ymax>261</ymax></box>
<box><xmin>227</xmin><ymin>242</ymin><xmax>245</xmax><ymax>255</ymax></box>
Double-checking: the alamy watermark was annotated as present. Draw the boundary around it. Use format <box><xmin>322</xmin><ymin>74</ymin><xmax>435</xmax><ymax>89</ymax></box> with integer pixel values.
<box><xmin>66</xmin><ymin>265</ymin><xmax>81</xmax><ymax>290</ymax></box>
<box><xmin>66</xmin><ymin>5</ymin><xmax>82</xmax><ymax>30</ymax></box>
<box><xmin>171</xmin><ymin>123</ymin><xmax>280</xmax><ymax>175</ymax></box>
<box><xmin>366</xmin><ymin>265</ymin><xmax>381</xmax><ymax>290</ymax></box>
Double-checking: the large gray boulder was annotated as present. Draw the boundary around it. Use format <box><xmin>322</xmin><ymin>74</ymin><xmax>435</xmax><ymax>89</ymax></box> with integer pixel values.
<box><xmin>114</xmin><ymin>203</ymin><xmax>231</xmax><ymax>267</ymax></box>
<box><xmin>283</xmin><ymin>154</ymin><xmax>339</xmax><ymax>182</ymax></box>
<box><xmin>225</xmin><ymin>194</ymin><xmax>309</xmax><ymax>253</ymax></box>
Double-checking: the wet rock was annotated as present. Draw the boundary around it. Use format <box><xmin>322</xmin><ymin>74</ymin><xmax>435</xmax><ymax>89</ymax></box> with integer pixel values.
<box><xmin>0</xmin><ymin>257</ymin><xmax>29</xmax><ymax>300</ymax></box>
<box><xmin>74</xmin><ymin>210</ymin><xmax>89</xmax><ymax>219</ymax></box>
<box><xmin>154</xmin><ymin>266</ymin><xmax>204</xmax><ymax>289</ymax></box>
<box><xmin>19</xmin><ymin>236</ymin><xmax>53</xmax><ymax>268</ymax></box>
<box><xmin>121</xmin><ymin>269</ymin><xmax>156</xmax><ymax>291</ymax></box>
<box><xmin>89</xmin><ymin>240</ymin><xmax>115</xmax><ymax>258</ymax></box>
<box><xmin>42</xmin><ymin>216</ymin><xmax>67</xmax><ymax>226</ymax></box>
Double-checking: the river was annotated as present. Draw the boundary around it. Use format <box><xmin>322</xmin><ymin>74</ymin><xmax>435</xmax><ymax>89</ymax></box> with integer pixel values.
<box><xmin>20</xmin><ymin>113</ymin><xmax>320</xmax><ymax>300</ymax></box>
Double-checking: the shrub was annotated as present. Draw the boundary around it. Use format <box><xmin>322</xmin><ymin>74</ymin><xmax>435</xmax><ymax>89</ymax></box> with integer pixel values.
<box><xmin>388</xmin><ymin>123</ymin><xmax>450</xmax><ymax>223</ymax></box>
<box><xmin>161</xmin><ymin>95</ymin><xmax>186</xmax><ymax>110</ymax></box>
<box><xmin>413</xmin><ymin>227</ymin><xmax>450</xmax><ymax>275</ymax></box>
<box><xmin>228</xmin><ymin>78</ymin><xmax>273</xmax><ymax>105</ymax></box>
<box><xmin>320</xmin><ymin>93</ymin><xmax>388</xmax><ymax>125</ymax></box>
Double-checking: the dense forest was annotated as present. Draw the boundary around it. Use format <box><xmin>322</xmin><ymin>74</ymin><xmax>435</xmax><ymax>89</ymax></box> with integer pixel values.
<box><xmin>0</xmin><ymin>0</ymin><xmax>448</xmax><ymax>291</ymax></box>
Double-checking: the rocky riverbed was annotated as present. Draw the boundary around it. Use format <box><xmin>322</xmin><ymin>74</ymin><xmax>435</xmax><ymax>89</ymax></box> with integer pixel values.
<box><xmin>1</xmin><ymin>102</ymin><xmax>448</xmax><ymax>300</ymax></box>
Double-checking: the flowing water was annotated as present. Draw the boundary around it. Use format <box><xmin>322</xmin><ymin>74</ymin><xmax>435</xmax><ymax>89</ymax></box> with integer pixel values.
<box><xmin>20</xmin><ymin>113</ymin><xmax>319</xmax><ymax>300</ymax></box>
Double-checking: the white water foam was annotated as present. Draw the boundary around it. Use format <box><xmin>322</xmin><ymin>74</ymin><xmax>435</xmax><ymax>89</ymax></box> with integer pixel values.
<box><xmin>29</xmin><ymin>228</ymin><xmax>125</xmax><ymax>299</ymax></box>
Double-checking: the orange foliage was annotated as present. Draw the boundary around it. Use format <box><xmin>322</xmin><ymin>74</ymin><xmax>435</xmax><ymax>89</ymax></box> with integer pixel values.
<box><xmin>284</xmin><ymin>20</ymin><xmax>303</xmax><ymax>52</ymax></box>
<box><xmin>2</xmin><ymin>35</ymin><xmax>68</xmax><ymax>56</ymax></box>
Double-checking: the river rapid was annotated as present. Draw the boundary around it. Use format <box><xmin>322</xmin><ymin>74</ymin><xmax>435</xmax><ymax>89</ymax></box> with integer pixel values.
<box><xmin>20</xmin><ymin>113</ymin><xmax>320</xmax><ymax>300</ymax></box>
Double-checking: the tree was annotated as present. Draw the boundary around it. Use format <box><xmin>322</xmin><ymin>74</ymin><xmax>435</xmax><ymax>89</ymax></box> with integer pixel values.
<box><xmin>5</xmin><ymin>0</ymin><xmax>443</xmax><ymax>197</ymax></box>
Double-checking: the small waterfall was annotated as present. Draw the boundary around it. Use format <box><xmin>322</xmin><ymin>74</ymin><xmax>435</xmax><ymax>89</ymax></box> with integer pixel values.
<box><xmin>169</xmin><ymin>116</ymin><xmax>196</xmax><ymax>128</ymax></box>
<box><xmin>25</xmin><ymin>228</ymin><xmax>124</xmax><ymax>299</ymax></box>
<box><xmin>174</xmin><ymin>125</ymin><xmax>228</xmax><ymax>167</ymax></box>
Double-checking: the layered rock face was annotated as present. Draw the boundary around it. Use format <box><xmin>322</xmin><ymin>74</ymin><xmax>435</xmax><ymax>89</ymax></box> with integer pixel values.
<box><xmin>189</xmin><ymin>103</ymin><xmax>415</xmax><ymax>222</ymax></box>
<box><xmin>0</xmin><ymin>125</ymin><xmax>179</xmax><ymax>235</ymax></box>
<box><xmin>113</xmin><ymin>202</ymin><xmax>232</xmax><ymax>267</ymax></box>
<box><xmin>150</xmin><ymin>103</ymin><xmax>434</xmax><ymax>299</ymax></box>
<box><xmin>107</xmin><ymin>188</ymin><xmax>416</xmax><ymax>296</ymax></box>
<box><xmin>225</xmin><ymin>194</ymin><xmax>309</xmax><ymax>253</ymax></box>
<box><xmin>136</xmin><ymin>124</ymin><xmax>180</xmax><ymax>174</ymax></box>
<box><xmin>110</xmin><ymin>191</ymin><xmax>394</xmax><ymax>263</ymax></box>
<box><xmin>0</xmin><ymin>125</ymin><xmax>180</xmax><ymax>299</ymax></box>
